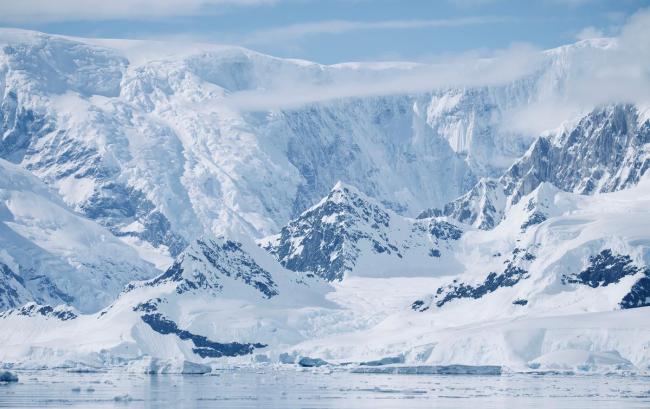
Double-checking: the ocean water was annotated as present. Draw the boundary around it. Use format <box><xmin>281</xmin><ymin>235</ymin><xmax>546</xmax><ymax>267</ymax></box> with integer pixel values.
<box><xmin>1</xmin><ymin>368</ymin><xmax>649</xmax><ymax>408</ymax></box>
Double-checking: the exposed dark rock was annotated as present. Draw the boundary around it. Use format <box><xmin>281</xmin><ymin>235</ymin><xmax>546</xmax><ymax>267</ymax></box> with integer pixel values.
<box><xmin>521</xmin><ymin>211</ymin><xmax>547</xmax><ymax>230</ymax></box>
<box><xmin>0</xmin><ymin>93</ymin><xmax>54</xmax><ymax>163</ymax></box>
<box><xmin>423</xmin><ymin>104</ymin><xmax>650</xmax><ymax>230</ymax></box>
<box><xmin>0</xmin><ymin>84</ymin><xmax>185</xmax><ymax>257</ymax></box>
<box><xmin>411</xmin><ymin>300</ymin><xmax>427</xmax><ymax>312</ymax></box>
<box><xmin>81</xmin><ymin>183</ymin><xmax>187</xmax><ymax>257</ymax></box>
<box><xmin>620</xmin><ymin>276</ymin><xmax>650</xmax><ymax>309</ymax></box>
<box><xmin>0</xmin><ymin>371</ymin><xmax>18</xmax><ymax>383</ymax></box>
<box><xmin>413</xmin><ymin>247</ymin><xmax>535</xmax><ymax>311</ymax></box>
<box><xmin>132</xmin><ymin>299</ymin><xmax>161</xmax><ymax>313</ymax></box>
<box><xmin>27</xmin><ymin>274</ymin><xmax>75</xmax><ymax>305</ymax></box>
<box><xmin>560</xmin><ymin>249</ymin><xmax>650</xmax><ymax>309</ymax></box>
<box><xmin>265</xmin><ymin>184</ymin><xmax>395</xmax><ymax>281</ymax></box>
<box><xmin>146</xmin><ymin>238</ymin><xmax>278</xmax><ymax>298</ymax></box>
<box><xmin>265</xmin><ymin>183</ymin><xmax>463</xmax><ymax>282</ymax></box>
<box><xmin>0</xmin><ymin>263</ymin><xmax>26</xmax><ymax>310</ymax></box>
<box><xmin>0</xmin><ymin>302</ymin><xmax>77</xmax><ymax>321</ymax></box>
<box><xmin>141</xmin><ymin>313</ymin><xmax>266</xmax><ymax>358</ymax></box>
<box><xmin>431</xmin><ymin>264</ymin><xmax>529</xmax><ymax>308</ymax></box>
<box><xmin>416</xmin><ymin>208</ymin><xmax>442</xmax><ymax>219</ymax></box>
<box><xmin>440</xmin><ymin>179</ymin><xmax>502</xmax><ymax>229</ymax></box>
<box><xmin>563</xmin><ymin>250</ymin><xmax>643</xmax><ymax>288</ymax></box>
<box><xmin>429</xmin><ymin>221</ymin><xmax>463</xmax><ymax>241</ymax></box>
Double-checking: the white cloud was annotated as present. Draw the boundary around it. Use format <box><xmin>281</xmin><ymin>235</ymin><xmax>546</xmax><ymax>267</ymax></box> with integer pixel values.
<box><xmin>0</xmin><ymin>0</ymin><xmax>277</xmax><ymax>23</ymax></box>
<box><xmin>224</xmin><ymin>7</ymin><xmax>650</xmax><ymax>139</ymax></box>
<box><xmin>501</xmin><ymin>8</ymin><xmax>650</xmax><ymax>134</ymax></box>
<box><xmin>225</xmin><ymin>43</ymin><xmax>543</xmax><ymax>110</ymax></box>
<box><xmin>575</xmin><ymin>26</ymin><xmax>605</xmax><ymax>40</ymax></box>
<box><xmin>243</xmin><ymin>16</ymin><xmax>514</xmax><ymax>44</ymax></box>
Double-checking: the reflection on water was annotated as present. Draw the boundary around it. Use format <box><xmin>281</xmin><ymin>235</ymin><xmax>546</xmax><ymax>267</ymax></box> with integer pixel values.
<box><xmin>1</xmin><ymin>368</ymin><xmax>650</xmax><ymax>408</ymax></box>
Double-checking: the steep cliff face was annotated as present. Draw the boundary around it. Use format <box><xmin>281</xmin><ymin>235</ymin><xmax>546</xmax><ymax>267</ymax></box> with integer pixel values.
<box><xmin>0</xmin><ymin>30</ymin><xmax>615</xmax><ymax>261</ymax></box>
<box><xmin>424</xmin><ymin>104</ymin><xmax>650</xmax><ymax>229</ymax></box>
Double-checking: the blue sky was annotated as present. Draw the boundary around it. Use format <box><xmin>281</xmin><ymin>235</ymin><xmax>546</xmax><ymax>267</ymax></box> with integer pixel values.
<box><xmin>1</xmin><ymin>0</ymin><xmax>648</xmax><ymax>63</ymax></box>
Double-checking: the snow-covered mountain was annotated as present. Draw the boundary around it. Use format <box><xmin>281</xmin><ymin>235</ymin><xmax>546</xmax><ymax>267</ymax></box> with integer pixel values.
<box><xmin>1</xmin><ymin>28</ymin><xmax>650</xmax><ymax>374</ymax></box>
<box><xmin>0</xmin><ymin>235</ymin><xmax>337</xmax><ymax>368</ymax></box>
<box><xmin>2</xmin><ymin>174</ymin><xmax>650</xmax><ymax>371</ymax></box>
<box><xmin>421</xmin><ymin>104</ymin><xmax>650</xmax><ymax>229</ymax></box>
<box><xmin>288</xmin><ymin>177</ymin><xmax>650</xmax><ymax>369</ymax></box>
<box><xmin>0</xmin><ymin>29</ymin><xmax>623</xmax><ymax>261</ymax></box>
<box><xmin>0</xmin><ymin>158</ymin><xmax>157</xmax><ymax>312</ymax></box>
<box><xmin>261</xmin><ymin>181</ymin><xmax>464</xmax><ymax>281</ymax></box>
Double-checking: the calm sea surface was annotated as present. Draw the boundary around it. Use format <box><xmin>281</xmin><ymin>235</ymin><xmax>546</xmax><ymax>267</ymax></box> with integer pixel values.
<box><xmin>1</xmin><ymin>368</ymin><xmax>649</xmax><ymax>408</ymax></box>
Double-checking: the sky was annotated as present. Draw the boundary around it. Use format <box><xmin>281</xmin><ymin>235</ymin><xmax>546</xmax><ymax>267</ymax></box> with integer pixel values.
<box><xmin>0</xmin><ymin>0</ymin><xmax>648</xmax><ymax>64</ymax></box>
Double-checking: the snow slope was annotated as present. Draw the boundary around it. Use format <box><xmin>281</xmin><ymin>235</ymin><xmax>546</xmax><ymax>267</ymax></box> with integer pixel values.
<box><xmin>2</xmin><ymin>176</ymin><xmax>650</xmax><ymax>372</ymax></box>
<box><xmin>288</xmin><ymin>177</ymin><xmax>650</xmax><ymax>370</ymax></box>
<box><xmin>0</xmin><ymin>235</ymin><xmax>338</xmax><ymax>368</ymax></box>
<box><xmin>0</xmin><ymin>158</ymin><xmax>158</xmax><ymax>312</ymax></box>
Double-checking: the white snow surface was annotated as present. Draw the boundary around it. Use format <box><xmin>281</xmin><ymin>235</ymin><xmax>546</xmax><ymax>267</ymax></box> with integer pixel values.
<box><xmin>0</xmin><ymin>158</ymin><xmax>157</xmax><ymax>312</ymax></box>
<box><xmin>1</xmin><ymin>176</ymin><xmax>650</xmax><ymax>372</ymax></box>
<box><xmin>1</xmin><ymin>29</ymin><xmax>649</xmax><ymax>373</ymax></box>
<box><xmin>0</xmin><ymin>28</ymin><xmax>623</xmax><ymax>257</ymax></box>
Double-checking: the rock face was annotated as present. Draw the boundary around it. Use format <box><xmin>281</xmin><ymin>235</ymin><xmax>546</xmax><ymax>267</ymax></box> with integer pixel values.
<box><xmin>140</xmin><ymin>312</ymin><xmax>266</xmax><ymax>358</ymax></box>
<box><xmin>412</xmin><ymin>249</ymin><xmax>535</xmax><ymax>311</ymax></box>
<box><xmin>0</xmin><ymin>371</ymin><xmax>18</xmax><ymax>382</ymax></box>
<box><xmin>503</xmin><ymin>104</ymin><xmax>649</xmax><ymax>200</ymax></box>
<box><xmin>2</xmin><ymin>169</ymin><xmax>650</xmax><ymax>370</ymax></box>
<box><xmin>559</xmin><ymin>249</ymin><xmax>650</xmax><ymax>310</ymax></box>
<box><xmin>0</xmin><ymin>262</ymin><xmax>31</xmax><ymax>310</ymax></box>
<box><xmin>142</xmin><ymin>236</ymin><xmax>279</xmax><ymax>298</ymax></box>
<box><xmin>0</xmin><ymin>302</ymin><xmax>77</xmax><ymax>321</ymax></box>
<box><xmin>261</xmin><ymin>182</ymin><xmax>464</xmax><ymax>281</ymax></box>
<box><xmin>423</xmin><ymin>104</ymin><xmax>650</xmax><ymax>229</ymax></box>
<box><xmin>0</xmin><ymin>234</ymin><xmax>333</xmax><ymax>366</ymax></box>
<box><xmin>621</xmin><ymin>276</ymin><xmax>650</xmax><ymax>309</ymax></box>
<box><xmin>562</xmin><ymin>250</ymin><xmax>646</xmax><ymax>288</ymax></box>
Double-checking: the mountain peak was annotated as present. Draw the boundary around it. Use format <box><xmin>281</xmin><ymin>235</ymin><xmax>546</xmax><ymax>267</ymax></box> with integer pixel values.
<box><xmin>326</xmin><ymin>181</ymin><xmax>370</xmax><ymax>204</ymax></box>
<box><xmin>436</xmin><ymin>103</ymin><xmax>650</xmax><ymax>230</ymax></box>
<box><xmin>262</xmin><ymin>182</ymin><xmax>465</xmax><ymax>281</ymax></box>
<box><xmin>142</xmin><ymin>235</ymin><xmax>279</xmax><ymax>299</ymax></box>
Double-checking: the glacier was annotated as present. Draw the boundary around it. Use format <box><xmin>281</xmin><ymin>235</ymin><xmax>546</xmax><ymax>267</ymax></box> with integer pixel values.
<box><xmin>0</xmin><ymin>28</ymin><xmax>649</xmax><ymax>374</ymax></box>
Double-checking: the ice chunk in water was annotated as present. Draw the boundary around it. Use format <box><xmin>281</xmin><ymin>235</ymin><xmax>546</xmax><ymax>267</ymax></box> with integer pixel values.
<box><xmin>351</xmin><ymin>365</ymin><xmax>502</xmax><ymax>375</ymax></box>
<box><xmin>0</xmin><ymin>371</ymin><xmax>18</xmax><ymax>382</ymax></box>
<box><xmin>298</xmin><ymin>357</ymin><xmax>329</xmax><ymax>367</ymax></box>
